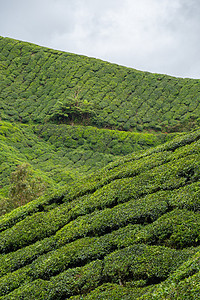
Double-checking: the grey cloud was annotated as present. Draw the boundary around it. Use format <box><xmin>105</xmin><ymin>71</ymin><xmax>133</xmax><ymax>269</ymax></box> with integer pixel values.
<box><xmin>0</xmin><ymin>0</ymin><xmax>200</xmax><ymax>78</ymax></box>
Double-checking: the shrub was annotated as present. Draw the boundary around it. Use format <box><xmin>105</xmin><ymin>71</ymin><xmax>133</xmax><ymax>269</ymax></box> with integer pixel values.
<box><xmin>8</xmin><ymin>163</ymin><xmax>46</xmax><ymax>208</ymax></box>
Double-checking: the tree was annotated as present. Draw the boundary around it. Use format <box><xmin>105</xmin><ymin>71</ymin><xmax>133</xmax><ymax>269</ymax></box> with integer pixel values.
<box><xmin>47</xmin><ymin>89</ymin><xmax>96</xmax><ymax>124</ymax></box>
<box><xmin>0</xmin><ymin>163</ymin><xmax>46</xmax><ymax>215</ymax></box>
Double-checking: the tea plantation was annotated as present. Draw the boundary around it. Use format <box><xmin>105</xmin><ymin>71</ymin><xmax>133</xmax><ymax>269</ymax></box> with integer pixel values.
<box><xmin>0</xmin><ymin>36</ymin><xmax>200</xmax><ymax>299</ymax></box>
<box><xmin>0</xmin><ymin>129</ymin><xmax>199</xmax><ymax>299</ymax></box>
<box><xmin>0</xmin><ymin>36</ymin><xmax>200</xmax><ymax>132</ymax></box>
<box><xmin>0</xmin><ymin>120</ymin><xmax>171</xmax><ymax>206</ymax></box>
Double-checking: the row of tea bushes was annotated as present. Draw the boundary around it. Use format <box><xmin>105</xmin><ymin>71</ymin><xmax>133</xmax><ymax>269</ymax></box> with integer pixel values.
<box><xmin>69</xmin><ymin>284</ymin><xmax>152</xmax><ymax>300</ymax></box>
<box><xmin>0</xmin><ymin>244</ymin><xmax>196</xmax><ymax>299</ymax></box>
<box><xmin>136</xmin><ymin>208</ymin><xmax>200</xmax><ymax>249</ymax></box>
<box><xmin>1</xmin><ymin>147</ymin><xmax>199</xmax><ymax>254</ymax></box>
<box><xmin>0</xmin><ymin>130</ymin><xmax>200</xmax><ymax>298</ymax></box>
<box><xmin>1</xmin><ymin>177</ymin><xmax>199</xmax><ymax>261</ymax></box>
<box><xmin>139</xmin><ymin>251</ymin><xmax>200</xmax><ymax>299</ymax></box>
<box><xmin>71</xmin><ymin>252</ymin><xmax>200</xmax><ymax>300</ymax></box>
<box><xmin>33</xmin><ymin>123</ymin><xmax>169</xmax><ymax>155</ymax></box>
<box><xmin>0</xmin><ymin>129</ymin><xmax>199</xmax><ymax>234</ymax></box>
<box><xmin>0</xmin><ymin>224</ymin><xmax>142</xmax><ymax>289</ymax></box>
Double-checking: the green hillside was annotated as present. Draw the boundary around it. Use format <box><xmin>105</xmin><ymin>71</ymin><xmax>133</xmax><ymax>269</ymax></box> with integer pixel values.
<box><xmin>1</xmin><ymin>36</ymin><xmax>200</xmax><ymax>299</ymax></box>
<box><xmin>0</xmin><ymin>36</ymin><xmax>200</xmax><ymax>132</ymax></box>
<box><xmin>0</xmin><ymin>120</ymin><xmax>171</xmax><ymax>208</ymax></box>
<box><xmin>0</xmin><ymin>129</ymin><xmax>200</xmax><ymax>299</ymax></box>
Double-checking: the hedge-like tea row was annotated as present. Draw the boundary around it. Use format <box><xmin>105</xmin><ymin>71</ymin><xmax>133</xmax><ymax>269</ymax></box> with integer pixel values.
<box><xmin>0</xmin><ymin>225</ymin><xmax>143</xmax><ymax>295</ymax></box>
<box><xmin>69</xmin><ymin>284</ymin><xmax>152</xmax><ymax>300</ymax></box>
<box><xmin>0</xmin><ymin>244</ymin><xmax>196</xmax><ymax>299</ymax></box>
<box><xmin>140</xmin><ymin>251</ymin><xmax>200</xmax><ymax>299</ymax></box>
<box><xmin>0</xmin><ymin>224</ymin><xmax>141</xmax><ymax>278</ymax></box>
<box><xmin>136</xmin><ymin>209</ymin><xmax>200</xmax><ymax>249</ymax></box>
<box><xmin>143</xmin><ymin>272</ymin><xmax>200</xmax><ymax>300</ymax></box>
<box><xmin>34</xmin><ymin>123</ymin><xmax>169</xmax><ymax>155</ymax></box>
<box><xmin>0</xmin><ymin>159</ymin><xmax>199</xmax><ymax>254</ymax></box>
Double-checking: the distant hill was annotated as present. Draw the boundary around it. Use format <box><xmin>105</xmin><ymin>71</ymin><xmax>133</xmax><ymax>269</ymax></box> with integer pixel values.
<box><xmin>0</xmin><ymin>36</ymin><xmax>200</xmax><ymax>132</ymax></box>
<box><xmin>0</xmin><ymin>129</ymin><xmax>199</xmax><ymax>299</ymax></box>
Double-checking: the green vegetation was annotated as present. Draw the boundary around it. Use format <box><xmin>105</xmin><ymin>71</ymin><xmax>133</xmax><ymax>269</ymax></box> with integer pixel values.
<box><xmin>0</xmin><ymin>36</ymin><xmax>200</xmax><ymax>132</ymax></box>
<box><xmin>47</xmin><ymin>99</ymin><xmax>95</xmax><ymax>125</ymax></box>
<box><xmin>1</xmin><ymin>163</ymin><xmax>46</xmax><ymax>215</ymax></box>
<box><xmin>0</xmin><ymin>120</ymin><xmax>171</xmax><ymax>207</ymax></box>
<box><xmin>0</xmin><ymin>36</ymin><xmax>200</xmax><ymax>298</ymax></box>
<box><xmin>0</xmin><ymin>129</ymin><xmax>200</xmax><ymax>298</ymax></box>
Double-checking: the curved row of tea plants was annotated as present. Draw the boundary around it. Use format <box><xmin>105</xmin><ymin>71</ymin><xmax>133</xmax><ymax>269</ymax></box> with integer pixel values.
<box><xmin>0</xmin><ymin>120</ymin><xmax>171</xmax><ymax>209</ymax></box>
<box><xmin>0</xmin><ymin>129</ymin><xmax>199</xmax><ymax>229</ymax></box>
<box><xmin>0</xmin><ymin>129</ymin><xmax>200</xmax><ymax>298</ymax></box>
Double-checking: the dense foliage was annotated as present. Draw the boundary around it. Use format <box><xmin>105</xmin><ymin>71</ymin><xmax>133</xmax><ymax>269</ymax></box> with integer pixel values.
<box><xmin>0</xmin><ymin>129</ymin><xmax>199</xmax><ymax>299</ymax></box>
<box><xmin>0</xmin><ymin>36</ymin><xmax>200</xmax><ymax>132</ymax></box>
<box><xmin>0</xmin><ymin>36</ymin><xmax>200</xmax><ymax>299</ymax></box>
<box><xmin>1</xmin><ymin>163</ymin><xmax>46</xmax><ymax>215</ymax></box>
<box><xmin>47</xmin><ymin>92</ymin><xmax>96</xmax><ymax>124</ymax></box>
<box><xmin>0</xmin><ymin>120</ymin><xmax>171</xmax><ymax>207</ymax></box>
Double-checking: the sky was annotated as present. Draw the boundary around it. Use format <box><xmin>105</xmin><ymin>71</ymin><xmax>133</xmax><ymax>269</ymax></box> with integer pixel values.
<box><xmin>0</xmin><ymin>0</ymin><xmax>200</xmax><ymax>79</ymax></box>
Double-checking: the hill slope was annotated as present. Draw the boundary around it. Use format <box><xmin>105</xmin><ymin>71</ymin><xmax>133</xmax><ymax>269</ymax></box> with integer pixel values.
<box><xmin>0</xmin><ymin>129</ymin><xmax>200</xmax><ymax>299</ymax></box>
<box><xmin>1</xmin><ymin>37</ymin><xmax>200</xmax><ymax>299</ymax></box>
<box><xmin>0</xmin><ymin>36</ymin><xmax>200</xmax><ymax>132</ymax></box>
<box><xmin>0</xmin><ymin>120</ymin><xmax>171</xmax><ymax>207</ymax></box>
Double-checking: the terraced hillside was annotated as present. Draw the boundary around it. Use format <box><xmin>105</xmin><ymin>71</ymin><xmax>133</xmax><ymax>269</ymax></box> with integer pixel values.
<box><xmin>0</xmin><ymin>130</ymin><xmax>200</xmax><ymax>299</ymax></box>
<box><xmin>1</xmin><ymin>36</ymin><xmax>200</xmax><ymax>299</ymax></box>
<box><xmin>0</xmin><ymin>36</ymin><xmax>200</xmax><ymax>132</ymax></box>
<box><xmin>0</xmin><ymin>120</ymin><xmax>171</xmax><ymax>206</ymax></box>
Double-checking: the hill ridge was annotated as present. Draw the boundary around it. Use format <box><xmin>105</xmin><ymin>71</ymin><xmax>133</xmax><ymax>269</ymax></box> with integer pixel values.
<box><xmin>0</xmin><ymin>36</ymin><xmax>200</xmax><ymax>132</ymax></box>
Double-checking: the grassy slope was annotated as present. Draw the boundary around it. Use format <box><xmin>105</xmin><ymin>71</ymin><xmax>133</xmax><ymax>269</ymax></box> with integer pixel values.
<box><xmin>0</xmin><ymin>36</ymin><xmax>200</xmax><ymax>132</ymax></box>
<box><xmin>0</xmin><ymin>120</ymin><xmax>172</xmax><ymax>201</ymax></box>
<box><xmin>0</xmin><ymin>129</ymin><xmax>199</xmax><ymax>299</ymax></box>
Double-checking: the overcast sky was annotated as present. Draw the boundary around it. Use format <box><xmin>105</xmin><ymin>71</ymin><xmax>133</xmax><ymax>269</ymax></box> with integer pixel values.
<box><xmin>0</xmin><ymin>0</ymin><xmax>200</xmax><ymax>79</ymax></box>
